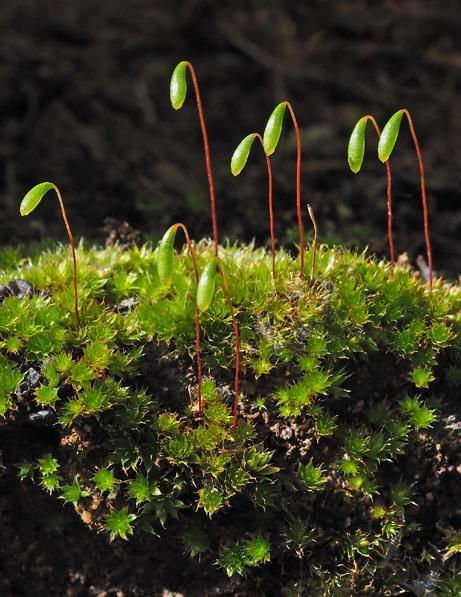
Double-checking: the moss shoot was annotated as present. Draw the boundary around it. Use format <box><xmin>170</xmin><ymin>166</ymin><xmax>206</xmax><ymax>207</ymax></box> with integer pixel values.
<box><xmin>1</xmin><ymin>241</ymin><xmax>460</xmax><ymax>595</ymax></box>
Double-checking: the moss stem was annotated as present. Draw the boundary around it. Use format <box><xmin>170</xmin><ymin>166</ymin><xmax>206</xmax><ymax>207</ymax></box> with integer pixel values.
<box><xmin>217</xmin><ymin>259</ymin><xmax>241</xmax><ymax>432</ymax></box>
<box><xmin>306</xmin><ymin>204</ymin><xmax>318</xmax><ymax>283</ymax></box>
<box><xmin>364</xmin><ymin>115</ymin><xmax>395</xmax><ymax>271</ymax></box>
<box><xmin>185</xmin><ymin>62</ymin><xmax>219</xmax><ymax>256</ymax></box>
<box><xmin>173</xmin><ymin>222</ymin><xmax>203</xmax><ymax>413</ymax></box>
<box><xmin>401</xmin><ymin>109</ymin><xmax>433</xmax><ymax>292</ymax></box>
<box><xmin>284</xmin><ymin>102</ymin><xmax>305</xmax><ymax>279</ymax></box>
<box><xmin>53</xmin><ymin>185</ymin><xmax>80</xmax><ymax>328</ymax></box>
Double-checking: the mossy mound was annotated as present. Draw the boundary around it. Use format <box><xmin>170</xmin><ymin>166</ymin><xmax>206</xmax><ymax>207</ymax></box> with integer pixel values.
<box><xmin>0</xmin><ymin>242</ymin><xmax>460</xmax><ymax>595</ymax></box>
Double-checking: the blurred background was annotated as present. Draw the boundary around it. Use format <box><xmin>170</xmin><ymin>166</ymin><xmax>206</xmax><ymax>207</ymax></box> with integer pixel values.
<box><xmin>1</xmin><ymin>0</ymin><xmax>461</xmax><ymax>275</ymax></box>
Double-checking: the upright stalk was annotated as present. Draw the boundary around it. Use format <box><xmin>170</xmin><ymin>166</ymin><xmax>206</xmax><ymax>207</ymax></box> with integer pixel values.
<box><xmin>264</xmin><ymin>147</ymin><xmax>275</xmax><ymax>284</ymax></box>
<box><xmin>401</xmin><ymin>109</ymin><xmax>432</xmax><ymax>291</ymax></box>
<box><xmin>285</xmin><ymin>102</ymin><xmax>305</xmax><ymax>279</ymax></box>
<box><xmin>362</xmin><ymin>115</ymin><xmax>395</xmax><ymax>270</ymax></box>
<box><xmin>385</xmin><ymin>154</ymin><xmax>394</xmax><ymax>270</ymax></box>
<box><xmin>263</xmin><ymin>101</ymin><xmax>305</xmax><ymax>278</ymax></box>
<box><xmin>20</xmin><ymin>182</ymin><xmax>80</xmax><ymax>329</ymax></box>
<box><xmin>378</xmin><ymin>109</ymin><xmax>433</xmax><ymax>291</ymax></box>
<box><xmin>54</xmin><ymin>186</ymin><xmax>80</xmax><ymax>328</ymax></box>
<box><xmin>231</xmin><ymin>132</ymin><xmax>276</xmax><ymax>283</ymax></box>
<box><xmin>170</xmin><ymin>61</ymin><xmax>219</xmax><ymax>255</ymax></box>
<box><xmin>306</xmin><ymin>204</ymin><xmax>318</xmax><ymax>284</ymax></box>
<box><xmin>172</xmin><ymin>223</ymin><xmax>204</xmax><ymax>413</ymax></box>
<box><xmin>216</xmin><ymin>261</ymin><xmax>241</xmax><ymax>433</ymax></box>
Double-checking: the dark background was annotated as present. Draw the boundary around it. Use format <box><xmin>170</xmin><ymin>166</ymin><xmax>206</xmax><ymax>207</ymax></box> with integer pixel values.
<box><xmin>1</xmin><ymin>0</ymin><xmax>461</xmax><ymax>275</ymax></box>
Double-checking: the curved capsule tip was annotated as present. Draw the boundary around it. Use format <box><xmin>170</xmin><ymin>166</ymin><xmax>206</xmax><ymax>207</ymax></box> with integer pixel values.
<box><xmin>347</xmin><ymin>117</ymin><xmax>368</xmax><ymax>174</ymax></box>
<box><xmin>263</xmin><ymin>102</ymin><xmax>287</xmax><ymax>156</ymax></box>
<box><xmin>378</xmin><ymin>110</ymin><xmax>404</xmax><ymax>163</ymax></box>
<box><xmin>20</xmin><ymin>181</ymin><xmax>55</xmax><ymax>216</ymax></box>
<box><xmin>157</xmin><ymin>225</ymin><xmax>178</xmax><ymax>285</ymax></box>
<box><xmin>197</xmin><ymin>257</ymin><xmax>218</xmax><ymax>312</ymax></box>
<box><xmin>170</xmin><ymin>61</ymin><xmax>189</xmax><ymax>110</ymax></box>
<box><xmin>231</xmin><ymin>133</ymin><xmax>258</xmax><ymax>176</ymax></box>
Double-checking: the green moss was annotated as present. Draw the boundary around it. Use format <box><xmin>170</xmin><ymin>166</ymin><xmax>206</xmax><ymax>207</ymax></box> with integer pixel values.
<box><xmin>59</xmin><ymin>479</ymin><xmax>88</xmax><ymax>507</ymax></box>
<box><xmin>2</xmin><ymin>241</ymin><xmax>461</xmax><ymax>593</ymax></box>
<box><xmin>93</xmin><ymin>468</ymin><xmax>118</xmax><ymax>494</ymax></box>
<box><xmin>437</xmin><ymin>574</ymin><xmax>461</xmax><ymax>597</ymax></box>
<box><xmin>104</xmin><ymin>507</ymin><xmax>137</xmax><ymax>540</ymax></box>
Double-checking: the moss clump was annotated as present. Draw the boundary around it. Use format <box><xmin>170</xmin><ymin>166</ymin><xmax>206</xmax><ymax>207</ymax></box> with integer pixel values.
<box><xmin>1</xmin><ymin>241</ymin><xmax>460</xmax><ymax>594</ymax></box>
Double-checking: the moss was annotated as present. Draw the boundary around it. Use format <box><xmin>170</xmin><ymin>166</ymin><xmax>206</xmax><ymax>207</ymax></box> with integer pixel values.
<box><xmin>1</xmin><ymin>241</ymin><xmax>461</xmax><ymax>594</ymax></box>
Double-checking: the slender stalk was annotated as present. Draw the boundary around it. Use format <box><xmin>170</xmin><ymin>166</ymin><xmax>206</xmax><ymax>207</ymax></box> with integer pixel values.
<box><xmin>185</xmin><ymin>62</ymin><xmax>219</xmax><ymax>256</ymax></box>
<box><xmin>216</xmin><ymin>260</ymin><xmax>241</xmax><ymax>432</ymax></box>
<box><xmin>284</xmin><ymin>102</ymin><xmax>305</xmax><ymax>279</ymax></box>
<box><xmin>401</xmin><ymin>109</ymin><xmax>433</xmax><ymax>291</ymax></box>
<box><xmin>53</xmin><ymin>185</ymin><xmax>80</xmax><ymax>328</ymax></box>
<box><xmin>306</xmin><ymin>204</ymin><xmax>318</xmax><ymax>283</ymax></box>
<box><xmin>265</xmin><ymin>151</ymin><xmax>276</xmax><ymax>284</ymax></box>
<box><xmin>172</xmin><ymin>223</ymin><xmax>203</xmax><ymax>413</ymax></box>
<box><xmin>252</xmin><ymin>133</ymin><xmax>276</xmax><ymax>283</ymax></box>
<box><xmin>363</xmin><ymin>115</ymin><xmax>395</xmax><ymax>271</ymax></box>
<box><xmin>385</xmin><ymin>158</ymin><xmax>394</xmax><ymax>270</ymax></box>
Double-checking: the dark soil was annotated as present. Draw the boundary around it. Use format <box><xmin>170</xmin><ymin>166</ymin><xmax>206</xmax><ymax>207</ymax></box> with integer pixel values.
<box><xmin>1</xmin><ymin>343</ymin><xmax>460</xmax><ymax>596</ymax></box>
<box><xmin>0</xmin><ymin>460</ymin><xmax>235</xmax><ymax>597</ymax></box>
<box><xmin>1</xmin><ymin>1</ymin><xmax>461</xmax><ymax>276</ymax></box>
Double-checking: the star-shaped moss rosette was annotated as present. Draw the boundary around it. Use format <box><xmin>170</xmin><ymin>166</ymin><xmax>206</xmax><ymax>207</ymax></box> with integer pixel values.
<box><xmin>2</xmin><ymin>241</ymin><xmax>457</xmax><ymax>592</ymax></box>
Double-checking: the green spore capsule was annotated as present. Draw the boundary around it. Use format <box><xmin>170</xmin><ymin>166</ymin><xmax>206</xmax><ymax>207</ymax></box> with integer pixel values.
<box><xmin>263</xmin><ymin>102</ymin><xmax>287</xmax><ymax>155</ymax></box>
<box><xmin>158</xmin><ymin>225</ymin><xmax>178</xmax><ymax>285</ymax></box>
<box><xmin>347</xmin><ymin>117</ymin><xmax>368</xmax><ymax>174</ymax></box>
<box><xmin>231</xmin><ymin>133</ymin><xmax>258</xmax><ymax>176</ymax></box>
<box><xmin>170</xmin><ymin>61</ymin><xmax>188</xmax><ymax>110</ymax></box>
<box><xmin>378</xmin><ymin>110</ymin><xmax>404</xmax><ymax>163</ymax></box>
<box><xmin>197</xmin><ymin>258</ymin><xmax>217</xmax><ymax>312</ymax></box>
<box><xmin>20</xmin><ymin>182</ymin><xmax>55</xmax><ymax>216</ymax></box>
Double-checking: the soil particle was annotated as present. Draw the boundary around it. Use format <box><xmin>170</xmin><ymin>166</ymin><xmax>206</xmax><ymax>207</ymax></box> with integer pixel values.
<box><xmin>267</xmin><ymin>418</ymin><xmax>314</xmax><ymax>459</ymax></box>
<box><xmin>27</xmin><ymin>408</ymin><xmax>58</xmax><ymax>428</ymax></box>
<box><xmin>103</xmin><ymin>218</ymin><xmax>142</xmax><ymax>248</ymax></box>
<box><xmin>60</xmin><ymin>428</ymin><xmax>93</xmax><ymax>453</ymax></box>
<box><xmin>114</xmin><ymin>297</ymin><xmax>139</xmax><ymax>314</ymax></box>
<box><xmin>14</xmin><ymin>366</ymin><xmax>42</xmax><ymax>403</ymax></box>
<box><xmin>0</xmin><ymin>279</ymin><xmax>34</xmax><ymax>302</ymax></box>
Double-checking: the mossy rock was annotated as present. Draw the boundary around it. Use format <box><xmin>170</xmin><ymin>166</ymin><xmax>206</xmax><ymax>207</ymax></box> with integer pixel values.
<box><xmin>0</xmin><ymin>242</ymin><xmax>460</xmax><ymax>595</ymax></box>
